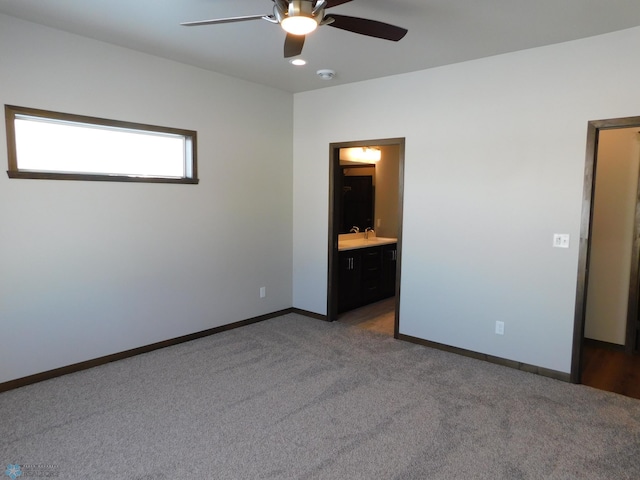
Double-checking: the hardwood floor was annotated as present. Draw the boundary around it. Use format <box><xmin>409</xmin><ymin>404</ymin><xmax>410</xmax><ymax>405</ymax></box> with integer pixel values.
<box><xmin>581</xmin><ymin>341</ymin><xmax>640</xmax><ymax>400</ymax></box>
<box><xmin>337</xmin><ymin>296</ymin><xmax>396</xmax><ymax>336</ymax></box>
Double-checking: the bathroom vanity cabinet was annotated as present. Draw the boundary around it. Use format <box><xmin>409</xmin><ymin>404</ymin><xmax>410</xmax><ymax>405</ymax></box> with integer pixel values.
<box><xmin>381</xmin><ymin>244</ymin><xmax>398</xmax><ymax>298</ymax></box>
<box><xmin>338</xmin><ymin>243</ymin><xmax>397</xmax><ymax>313</ymax></box>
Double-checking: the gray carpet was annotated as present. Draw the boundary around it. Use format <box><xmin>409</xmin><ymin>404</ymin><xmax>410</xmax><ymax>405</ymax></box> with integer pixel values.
<box><xmin>2</xmin><ymin>313</ymin><xmax>640</xmax><ymax>479</ymax></box>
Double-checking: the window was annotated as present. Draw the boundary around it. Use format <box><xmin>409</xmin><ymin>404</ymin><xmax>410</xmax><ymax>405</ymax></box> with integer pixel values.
<box><xmin>5</xmin><ymin>105</ymin><xmax>198</xmax><ymax>184</ymax></box>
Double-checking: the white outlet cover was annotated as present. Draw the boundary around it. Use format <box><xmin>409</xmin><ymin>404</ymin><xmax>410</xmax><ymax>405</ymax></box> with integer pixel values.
<box><xmin>553</xmin><ymin>234</ymin><xmax>570</xmax><ymax>248</ymax></box>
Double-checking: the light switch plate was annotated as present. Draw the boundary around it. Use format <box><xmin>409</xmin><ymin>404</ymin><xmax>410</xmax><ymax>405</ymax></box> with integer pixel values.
<box><xmin>553</xmin><ymin>234</ymin><xmax>570</xmax><ymax>248</ymax></box>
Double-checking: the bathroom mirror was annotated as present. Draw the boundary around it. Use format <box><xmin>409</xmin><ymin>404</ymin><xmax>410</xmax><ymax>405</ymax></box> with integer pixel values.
<box><xmin>339</xmin><ymin>163</ymin><xmax>375</xmax><ymax>234</ymax></box>
<box><xmin>337</xmin><ymin>145</ymin><xmax>400</xmax><ymax>237</ymax></box>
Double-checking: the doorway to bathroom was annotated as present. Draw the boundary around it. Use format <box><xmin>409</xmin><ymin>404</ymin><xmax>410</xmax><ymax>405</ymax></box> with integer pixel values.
<box><xmin>326</xmin><ymin>138</ymin><xmax>405</xmax><ymax>338</ymax></box>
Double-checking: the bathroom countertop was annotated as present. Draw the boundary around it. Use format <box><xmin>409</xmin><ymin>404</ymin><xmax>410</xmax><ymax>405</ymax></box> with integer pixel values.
<box><xmin>338</xmin><ymin>236</ymin><xmax>397</xmax><ymax>251</ymax></box>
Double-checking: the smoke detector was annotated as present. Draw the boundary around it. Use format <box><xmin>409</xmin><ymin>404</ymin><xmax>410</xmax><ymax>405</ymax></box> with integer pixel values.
<box><xmin>316</xmin><ymin>69</ymin><xmax>335</xmax><ymax>80</ymax></box>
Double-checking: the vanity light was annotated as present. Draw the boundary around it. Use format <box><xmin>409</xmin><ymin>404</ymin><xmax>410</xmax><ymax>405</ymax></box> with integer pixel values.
<box><xmin>359</xmin><ymin>147</ymin><xmax>381</xmax><ymax>162</ymax></box>
<box><xmin>339</xmin><ymin>147</ymin><xmax>381</xmax><ymax>164</ymax></box>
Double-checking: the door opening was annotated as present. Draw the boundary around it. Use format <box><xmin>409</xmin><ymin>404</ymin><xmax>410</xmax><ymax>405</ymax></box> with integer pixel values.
<box><xmin>327</xmin><ymin>138</ymin><xmax>405</xmax><ymax>338</ymax></box>
<box><xmin>572</xmin><ymin>116</ymin><xmax>640</xmax><ymax>386</ymax></box>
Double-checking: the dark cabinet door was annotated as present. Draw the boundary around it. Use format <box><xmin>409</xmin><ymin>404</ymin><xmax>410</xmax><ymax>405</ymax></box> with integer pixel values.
<box><xmin>338</xmin><ymin>243</ymin><xmax>397</xmax><ymax>314</ymax></box>
<box><xmin>382</xmin><ymin>244</ymin><xmax>397</xmax><ymax>298</ymax></box>
<box><xmin>361</xmin><ymin>247</ymin><xmax>382</xmax><ymax>304</ymax></box>
<box><xmin>338</xmin><ymin>250</ymin><xmax>361</xmax><ymax>313</ymax></box>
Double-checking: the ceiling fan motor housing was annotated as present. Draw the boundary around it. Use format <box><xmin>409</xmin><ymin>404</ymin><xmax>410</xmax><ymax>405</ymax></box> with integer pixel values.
<box><xmin>275</xmin><ymin>0</ymin><xmax>325</xmax><ymax>23</ymax></box>
<box><xmin>289</xmin><ymin>0</ymin><xmax>313</xmax><ymax>17</ymax></box>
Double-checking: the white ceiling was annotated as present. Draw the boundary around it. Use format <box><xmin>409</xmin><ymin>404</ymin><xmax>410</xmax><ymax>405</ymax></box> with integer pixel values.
<box><xmin>1</xmin><ymin>0</ymin><xmax>639</xmax><ymax>93</ymax></box>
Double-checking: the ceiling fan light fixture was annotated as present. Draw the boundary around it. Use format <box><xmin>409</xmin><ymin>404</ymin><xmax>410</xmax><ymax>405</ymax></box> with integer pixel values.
<box><xmin>281</xmin><ymin>15</ymin><xmax>318</xmax><ymax>35</ymax></box>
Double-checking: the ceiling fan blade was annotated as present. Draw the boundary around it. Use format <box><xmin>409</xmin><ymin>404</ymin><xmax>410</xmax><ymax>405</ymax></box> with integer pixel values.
<box><xmin>326</xmin><ymin>14</ymin><xmax>407</xmax><ymax>41</ymax></box>
<box><xmin>284</xmin><ymin>33</ymin><xmax>305</xmax><ymax>58</ymax></box>
<box><xmin>325</xmin><ymin>0</ymin><xmax>353</xmax><ymax>8</ymax></box>
<box><xmin>180</xmin><ymin>14</ymin><xmax>268</xmax><ymax>27</ymax></box>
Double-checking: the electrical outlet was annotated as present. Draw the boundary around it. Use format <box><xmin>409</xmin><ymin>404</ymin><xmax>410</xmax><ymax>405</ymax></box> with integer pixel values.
<box><xmin>259</xmin><ymin>287</ymin><xmax>266</xmax><ymax>298</ymax></box>
<box><xmin>495</xmin><ymin>321</ymin><xmax>505</xmax><ymax>335</ymax></box>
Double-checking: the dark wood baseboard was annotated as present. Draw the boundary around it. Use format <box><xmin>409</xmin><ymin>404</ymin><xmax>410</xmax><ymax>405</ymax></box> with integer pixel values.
<box><xmin>397</xmin><ymin>333</ymin><xmax>571</xmax><ymax>383</ymax></box>
<box><xmin>290</xmin><ymin>308</ymin><xmax>328</xmax><ymax>321</ymax></box>
<box><xmin>6</xmin><ymin>308</ymin><xmax>561</xmax><ymax>394</ymax></box>
<box><xmin>583</xmin><ymin>337</ymin><xmax>626</xmax><ymax>352</ymax></box>
<box><xmin>0</xmin><ymin>308</ymin><xmax>294</xmax><ymax>393</ymax></box>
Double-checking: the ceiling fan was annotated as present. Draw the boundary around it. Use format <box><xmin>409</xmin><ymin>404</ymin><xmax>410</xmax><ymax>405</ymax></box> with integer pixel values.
<box><xmin>181</xmin><ymin>0</ymin><xmax>408</xmax><ymax>58</ymax></box>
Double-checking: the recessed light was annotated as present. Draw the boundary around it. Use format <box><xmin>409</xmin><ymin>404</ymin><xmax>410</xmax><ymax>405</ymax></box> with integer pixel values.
<box><xmin>289</xmin><ymin>58</ymin><xmax>307</xmax><ymax>66</ymax></box>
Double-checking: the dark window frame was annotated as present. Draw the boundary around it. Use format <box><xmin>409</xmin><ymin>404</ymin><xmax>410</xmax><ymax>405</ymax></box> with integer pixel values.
<box><xmin>5</xmin><ymin>105</ymin><xmax>198</xmax><ymax>184</ymax></box>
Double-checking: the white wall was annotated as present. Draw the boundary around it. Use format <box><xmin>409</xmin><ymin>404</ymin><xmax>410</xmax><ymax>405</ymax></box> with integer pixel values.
<box><xmin>585</xmin><ymin>128</ymin><xmax>640</xmax><ymax>345</ymax></box>
<box><xmin>0</xmin><ymin>14</ymin><xmax>293</xmax><ymax>383</ymax></box>
<box><xmin>292</xmin><ymin>27</ymin><xmax>640</xmax><ymax>374</ymax></box>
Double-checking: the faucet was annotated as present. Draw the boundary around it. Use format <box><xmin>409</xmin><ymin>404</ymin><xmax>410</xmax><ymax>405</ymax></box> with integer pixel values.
<box><xmin>350</xmin><ymin>226</ymin><xmax>360</xmax><ymax>233</ymax></box>
<box><xmin>364</xmin><ymin>227</ymin><xmax>374</xmax><ymax>239</ymax></box>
